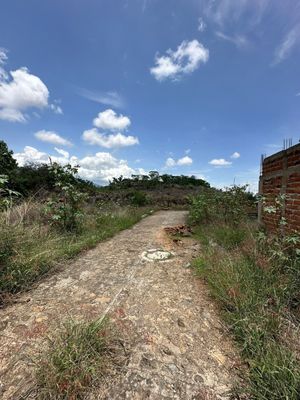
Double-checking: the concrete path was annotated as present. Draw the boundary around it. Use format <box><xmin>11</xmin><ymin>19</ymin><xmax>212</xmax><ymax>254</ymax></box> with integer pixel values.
<box><xmin>0</xmin><ymin>211</ymin><xmax>240</xmax><ymax>399</ymax></box>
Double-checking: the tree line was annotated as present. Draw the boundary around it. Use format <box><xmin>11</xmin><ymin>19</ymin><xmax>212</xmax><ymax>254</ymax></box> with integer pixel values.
<box><xmin>0</xmin><ymin>140</ymin><xmax>210</xmax><ymax>196</ymax></box>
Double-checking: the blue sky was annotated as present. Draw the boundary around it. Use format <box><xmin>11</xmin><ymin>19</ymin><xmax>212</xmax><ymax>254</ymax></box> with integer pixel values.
<box><xmin>0</xmin><ymin>0</ymin><xmax>300</xmax><ymax>191</ymax></box>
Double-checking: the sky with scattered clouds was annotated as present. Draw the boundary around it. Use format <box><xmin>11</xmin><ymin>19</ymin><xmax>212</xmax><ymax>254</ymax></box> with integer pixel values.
<box><xmin>1</xmin><ymin>0</ymin><xmax>300</xmax><ymax>190</ymax></box>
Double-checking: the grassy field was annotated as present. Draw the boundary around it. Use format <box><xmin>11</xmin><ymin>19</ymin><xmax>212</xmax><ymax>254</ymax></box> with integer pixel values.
<box><xmin>0</xmin><ymin>201</ymin><xmax>150</xmax><ymax>304</ymax></box>
<box><xmin>192</xmin><ymin>221</ymin><xmax>300</xmax><ymax>399</ymax></box>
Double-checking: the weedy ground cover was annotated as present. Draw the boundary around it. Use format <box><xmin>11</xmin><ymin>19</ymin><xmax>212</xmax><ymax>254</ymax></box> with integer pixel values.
<box><xmin>189</xmin><ymin>186</ymin><xmax>300</xmax><ymax>399</ymax></box>
<box><xmin>35</xmin><ymin>317</ymin><xmax>120</xmax><ymax>400</ymax></box>
<box><xmin>0</xmin><ymin>164</ymin><xmax>150</xmax><ymax>304</ymax></box>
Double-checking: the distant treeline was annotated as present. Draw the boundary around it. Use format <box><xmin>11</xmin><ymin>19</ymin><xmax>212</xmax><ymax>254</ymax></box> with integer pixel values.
<box><xmin>108</xmin><ymin>171</ymin><xmax>210</xmax><ymax>190</ymax></box>
<box><xmin>0</xmin><ymin>140</ymin><xmax>96</xmax><ymax>196</ymax></box>
<box><xmin>0</xmin><ymin>140</ymin><xmax>210</xmax><ymax>196</ymax></box>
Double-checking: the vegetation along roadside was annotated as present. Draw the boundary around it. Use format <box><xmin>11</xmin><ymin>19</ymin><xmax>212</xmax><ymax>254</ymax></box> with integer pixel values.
<box><xmin>189</xmin><ymin>186</ymin><xmax>300</xmax><ymax>399</ymax></box>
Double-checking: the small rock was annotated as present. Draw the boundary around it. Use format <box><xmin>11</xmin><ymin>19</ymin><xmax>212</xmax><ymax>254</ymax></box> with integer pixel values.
<box><xmin>140</xmin><ymin>355</ymin><xmax>156</xmax><ymax>369</ymax></box>
<box><xmin>177</xmin><ymin>318</ymin><xmax>185</xmax><ymax>327</ymax></box>
<box><xmin>194</xmin><ymin>374</ymin><xmax>204</xmax><ymax>383</ymax></box>
<box><xmin>162</xmin><ymin>346</ymin><xmax>172</xmax><ymax>356</ymax></box>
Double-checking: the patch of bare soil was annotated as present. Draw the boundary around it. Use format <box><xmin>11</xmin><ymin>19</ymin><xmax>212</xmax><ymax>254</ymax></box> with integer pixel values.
<box><xmin>0</xmin><ymin>211</ymin><xmax>241</xmax><ymax>399</ymax></box>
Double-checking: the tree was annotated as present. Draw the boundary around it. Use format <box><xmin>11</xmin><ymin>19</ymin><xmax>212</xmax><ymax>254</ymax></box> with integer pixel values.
<box><xmin>0</xmin><ymin>140</ymin><xmax>18</xmax><ymax>177</ymax></box>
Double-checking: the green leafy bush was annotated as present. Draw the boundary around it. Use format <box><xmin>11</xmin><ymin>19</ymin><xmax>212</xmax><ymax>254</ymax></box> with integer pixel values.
<box><xmin>189</xmin><ymin>185</ymin><xmax>252</xmax><ymax>226</ymax></box>
<box><xmin>129</xmin><ymin>190</ymin><xmax>148</xmax><ymax>206</ymax></box>
<box><xmin>45</xmin><ymin>163</ymin><xmax>87</xmax><ymax>232</ymax></box>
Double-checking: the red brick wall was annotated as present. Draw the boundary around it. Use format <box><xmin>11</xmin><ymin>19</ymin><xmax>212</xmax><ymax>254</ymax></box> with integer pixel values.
<box><xmin>259</xmin><ymin>144</ymin><xmax>300</xmax><ymax>234</ymax></box>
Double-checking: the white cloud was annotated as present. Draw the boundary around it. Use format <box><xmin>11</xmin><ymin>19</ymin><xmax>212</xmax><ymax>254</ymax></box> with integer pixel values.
<box><xmin>273</xmin><ymin>26</ymin><xmax>300</xmax><ymax>65</ymax></box>
<box><xmin>50</xmin><ymin>103</ymin><xmax>63</xmax><ymax>115</ymax></box>
<box><xmin>0</xmin><ymin>48</ymin><xmax>8</xmax><ymax>80</ymax></box>
<box><xmin>165</xmin><ymin>155</ymin><xmax>193</xmax><ymax>167</ymax></box>
<box><xmin>0</xmin><ymin>108</ymin><xmax>25</xmax><ymax>122</ymax></box>
<box><xmin>14</xmin><ymin>146</ymin><xmax>50</xmax><ymax>166</ymax></box>
<box><xmin>215</xmin><ymin>31</ymin><xmax>249</xmax><ymax>49</ymax></box>
<box><xmin>165</xmin><ymin>157</ymin><xmax>176</xmax><ymax>167</ymax></box>
<box><xmin>209</xmin><ymin>158</ymin><xmax>232</xmax><ymax>166</ymax></box>
<box><xmin>77</xmin><ymin>88</ymin><xmax>125</xmax><ymax>108</ymax></box>
<box><xmin>0</xmin><ymin>67</ymin><xmax>49</xmax><ymax>122</ymax></box>
<box><xmin>198</xmin><ymin>17</ymin><xmax>206</xmax><ymax>32</ymax></box>
<box><xmin>150</xmin><ymin>40</ymin><xmax>209</xmax><ymax>81</ymax></box>
<box><xmin>231</xmin><ymin>151</ymin><xmax>240</xmax><ymax>159</ymax></box>
<box><xmin>93</xmin><ymin>109</ymin><xmax>130</xmax><ymax>131</ymax></box>
<box><xmin>55</xmin><ymin>147</ymin><xmax>69</xmax><ymax>158</ymax></box>
<box><xmin>0</xmin><ymin>50</ymin><xmax>60</xmax><ymax>122</ymax></box>
<box><xmin>82</xmin><ymin>128</ymin><xmax>139</xmax><ymax>149</ymax></box>
<box><xmin>202</xmin><ymin>0</ymin><xmax>270</xmax><ymax>27</ymax></box>
<box><xmin>35</xmin><ymin>130</ymin><xmax>73</xmax><ymax>147</ymax></box>
<box><xmin>177</xmin><ymin>156</ymin><xmax>193</xmax><ymax>166</ymax></box>
<box><xmin>14</xmin><ymin>146</ymin><xmax>144</xmax><ymax>184</ymax></box>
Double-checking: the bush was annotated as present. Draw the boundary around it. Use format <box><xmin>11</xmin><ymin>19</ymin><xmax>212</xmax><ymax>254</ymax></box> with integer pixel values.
<box><xmin>129</xmin><ymin>190</ymin><xmax>148</xmax><ymax>206</ymax></box>
<box><xmin>44</xmin><ymin>163</ymin><xmax>87</xmax><ymax>232</ymax></box>
<box><xmin>189</xmin><ymin>185</ymin><xmax>252</xmax><ymax>226</ymax></box>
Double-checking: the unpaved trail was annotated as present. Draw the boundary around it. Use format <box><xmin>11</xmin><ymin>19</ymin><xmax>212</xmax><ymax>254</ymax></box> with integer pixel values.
<box><xmin>0</xmin><ymin>211</ymin><xmax>240</xmax><ymax>399</ymax></box>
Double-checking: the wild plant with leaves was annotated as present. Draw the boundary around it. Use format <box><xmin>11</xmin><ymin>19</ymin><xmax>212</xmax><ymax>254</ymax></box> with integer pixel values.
<box><xmin>0</xmin><ymin>175</ymin><xmax>20</xmax><ymax>213</ymax></box>
<box><xmin>189</xmin><ymin>185</ymin><xmax>251</xmax><ymax>226</ymax></box>
<box><xmin>45</xmin><ymin>163</ymin><xmax>87</xmax><ymax>232</ymax></box>
<box><xmin>259</xmin><ymin>193</ymin><xmax>300</xmax><ymax>267</ymax></box>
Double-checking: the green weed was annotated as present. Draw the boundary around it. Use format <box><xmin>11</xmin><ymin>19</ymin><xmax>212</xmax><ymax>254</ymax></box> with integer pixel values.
<box><xmin>36</xmin><ymin>317</ymin><xmax>111</xmax><ymax>399</ymax></box>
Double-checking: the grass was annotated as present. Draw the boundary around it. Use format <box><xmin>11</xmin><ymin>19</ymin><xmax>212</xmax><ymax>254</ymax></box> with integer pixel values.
<box><xmin>192</xmin><ymin>223</ymin><xmax>300</xmax><ymax>399</ymax></box>
<box><xmin>0</xmin><ymin>204</ymin><xmax>150</xmax><ymax>303</ymax></box>
<box><xmin>36</xmin><ymin>317</ymin><xmax>113</xmax><ymax>400</ymax></box>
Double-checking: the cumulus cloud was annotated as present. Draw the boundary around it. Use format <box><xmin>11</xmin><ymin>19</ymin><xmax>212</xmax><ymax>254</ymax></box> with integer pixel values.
<box><xmin>273</xmin><ymin>26</ymin><xmax>300</xmax><ymax>65</ymax></box>
<box><xmin>231</xmin><ymin>151</ymin><xmax>240</xmax><ymax>159</ymax></box>
<box><xmin>82</xmin><ymin>109</ymin><xmax>138</xmax><ymax>149</ymax></box>
<box><xmin>165</xmin><ymin>157</ymin><xmax>176</xmax><ymax>168</ymax></box>
<box><xmin>35</xmin><ymin>130</ymin><xmax>73</xmax><ymax>146</ymax></box>
<box><xmin>93</xmin><ymin>109</ymin><xmax>131</xmax><ymax>131</ymax></box>
<box><xmin>82</xmin><ymin>128</ymin><xmax>139</xmax><ymax>149</ymax></box>
<box><xmin>165</xmin><ymin>155</ymin><xmax>193</xmax><ymax>167</ymax></box>
<box><xmin>0</xmin><ymin>67</ymin><xmax>49</xmax><ymax>122</ymax></box>
<box><xmin>177</xmin><ymin>156</ymin><xmax>193</xmax><ymax>166</ymax></box>
<box><xmin>0</xmin><ymin>49</ymin><xmax>60</xmax><ymax>122</ymax></box>
<box><xmin>13</xmin><ymin>146</ymin><xmax>144</xmax><ymax>184</ymax></box>
<box><xmin>150</xmin><ymin>40</ymin><xmax>209</xmax><ymax>81</ymax></box>
<box><xmin>209</xmin><ymin>158</ymin><xmax>232</xmax><ymax>166</ymax></box>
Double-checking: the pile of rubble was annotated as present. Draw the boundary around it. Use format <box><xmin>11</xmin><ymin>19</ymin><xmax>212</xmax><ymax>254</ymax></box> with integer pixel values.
<box><xmin>164</xmin><ymin>225</ymin><xmax>192</xmax><ymax>237</ymax></box>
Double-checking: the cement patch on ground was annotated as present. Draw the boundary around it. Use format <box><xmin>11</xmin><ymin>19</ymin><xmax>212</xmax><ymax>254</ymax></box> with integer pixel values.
<box><xmin>141</xmin><ymin>248</ymin><xmax>174</xmax><ymax>262</ymax></box>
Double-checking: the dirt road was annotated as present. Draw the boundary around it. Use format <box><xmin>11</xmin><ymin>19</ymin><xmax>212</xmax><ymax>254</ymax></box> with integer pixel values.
<box><xmin>0</xmin><ymin>211</ymin><xmax>240</xmax><ymax>399</ymax></box>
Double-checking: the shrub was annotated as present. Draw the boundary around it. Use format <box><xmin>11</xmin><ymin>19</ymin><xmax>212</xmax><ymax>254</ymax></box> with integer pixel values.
<box><xmin>129</xmin><ymin>190</ymin><xmax>148</xmax><ymax>206</ymax></box>
<box><xmin>44</xmin><ymin>163</ymin><xmax>87</xmax><ymax>232</ymax></box>
<box><xmin>189</xmin><ymin>185</ymin><xmax>252</xmax><ymax>226</ymax></box>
